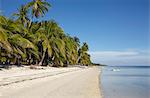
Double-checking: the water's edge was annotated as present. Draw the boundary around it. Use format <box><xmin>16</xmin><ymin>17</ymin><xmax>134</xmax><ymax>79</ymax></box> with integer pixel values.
<box><xmin>98</xmin><ymin>66</ymin><xmax>105</xmax><ymax>98</ymax></box>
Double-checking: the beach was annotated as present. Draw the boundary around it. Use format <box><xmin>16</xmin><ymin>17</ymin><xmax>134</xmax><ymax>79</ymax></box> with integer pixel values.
<box><xmin>0</xmin><ymin>66</ymin><xmax>102</xmax><ymax>98</ymax></box>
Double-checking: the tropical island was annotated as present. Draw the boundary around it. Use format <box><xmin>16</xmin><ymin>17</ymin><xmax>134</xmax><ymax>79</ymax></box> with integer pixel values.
<box><xmin>0</xmin><ymin>0</ymin><xmax>92</xmax><ymax>68</ymax></box>
<box><xmin>0</xmin><ymin>0</ymin><xmax>102</xmax><ymax>98</ymax></box>
<box><xmin>1</xmin><ymin>0</ymin><xmax>147</xmax><ymax>98</ymax></box>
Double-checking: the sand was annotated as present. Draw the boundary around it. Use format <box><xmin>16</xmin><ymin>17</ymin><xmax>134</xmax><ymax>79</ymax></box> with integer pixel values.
<box><xmin>0</xmin><ymin>66</ymin><xmax>102</xmax><ymax>98</ymax></box>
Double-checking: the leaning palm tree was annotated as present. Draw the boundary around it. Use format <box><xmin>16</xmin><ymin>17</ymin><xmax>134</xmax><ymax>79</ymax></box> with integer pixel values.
<box><xmin>48</xmin><ymin>21</ymin><xmax>67</xmax><ymax>66</ymax></box>
<box><xmin>78</xmin><ymin>42</ymin><xmax>91</xmax><ymax>65</ymax></box>
<box><xmin>0</xmin><ymin>15</ymin><xmax>13</xmax><ymax>52</ymax></box>
<box><xmin>0</xmin><ymin>27</ymin><xmax>12</xmax><ymax>65</ymax></box>
<box><xmin>39</xmin><ymin>20</ymin><xmax>66</xmax><ymax>66</ymax></box>
<box><xmin>0</xmin><ymin>15</ymin><xmax>38</xmax><ymax>65</ymax></box>
<box><xmin>78</xmin><ymin>52</ymin><xmax>91</xmax><ymax>65</ymax></box>
<box><xmin>0</xmin><ymin>0</ymin><xmax>93</xmax><ymax>67</ymax></box>
<box><xmin>50</xmin><ymin>35</ymin><xmax>66</xmax><ymax>66</ymax></box>
<box><xmin>9</xmin><ymin>34</ymin><xmax>38</xmax><ymax>63</ymax></box>
<box><xmin>26</xmin><ymin>0</ymin><xmax>51</xmax><ymax>18</ymax></box>
<box><xmin>64</xmin><ymin>36</ymin><xmax>79</xmax><ymax>65</ymax></box>
<box><xmin>13</xmin><ymin>5</ymin><xmax>29</xmax><ymax>26</ymax></box>
<box><xmin>31</xmin><ymin>21</ymin><xmax>52</xmax><ymax>66</ymax></box>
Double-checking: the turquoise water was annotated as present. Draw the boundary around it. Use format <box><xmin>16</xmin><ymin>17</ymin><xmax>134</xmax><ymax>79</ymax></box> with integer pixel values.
<box><xmin>101</xmin><ymin>66</ymin><xmax>150</xmax><ymax>98</ymax></box>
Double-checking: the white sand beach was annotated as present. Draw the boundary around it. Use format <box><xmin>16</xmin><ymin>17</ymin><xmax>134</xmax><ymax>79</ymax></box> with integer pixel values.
<box><xmin>0</xmin><ymin>66</ymin><xmax>102</xmax><ymax>98</ymax></box>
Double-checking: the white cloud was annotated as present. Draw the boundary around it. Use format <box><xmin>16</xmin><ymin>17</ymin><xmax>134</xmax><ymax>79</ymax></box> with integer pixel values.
<box><xmin>89</xmin><ymin>50</ymin><xmax>150</xmax><ymax>66</ymax></box>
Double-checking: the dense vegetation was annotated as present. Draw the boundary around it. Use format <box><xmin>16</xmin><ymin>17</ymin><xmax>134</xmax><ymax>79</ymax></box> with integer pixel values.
<box><xmin>0</xmin><ymin>0</ymin><xmax>92</xmax><ymax>67</ymax></box>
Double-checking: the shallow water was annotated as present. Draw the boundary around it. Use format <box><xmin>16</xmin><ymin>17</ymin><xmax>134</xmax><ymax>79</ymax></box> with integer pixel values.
<box><xmin>101</xmin><ymin>66</ymin><xmax>150</xmax><ymax>98</ymax></box>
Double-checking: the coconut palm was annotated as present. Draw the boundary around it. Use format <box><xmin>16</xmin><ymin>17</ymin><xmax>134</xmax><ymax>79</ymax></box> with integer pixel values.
<box><xmin>78</xmin><ymin>53</ymin><xmax>91</xmax><ymax>65</ymax></box>
<box><xmin>13</xmin><ymin>5</ymin><xmax>29</xmax><ymax>26</ymax></box>
<box><xmin>43</xmin><ymin>20</ymin><xmax>66</xmax><ymax>66</ymax></box>
<box><xmin>78</xmin><ymin>42</ymin><xmax>91</xmax><ymax>65</ymax></box>
<box><xmin>27</xmin><ymin>0</ymin><xmax>51</xmax><ymax>18</ymax></box>
<box><xmin>0</xmin><ymin>15</ymin><xmax>38</xmax><ymax>65</ymax></box>
<box><xmin>0</xmin><ymin>17</ymin><xmax>12</xmax><ymax>52</ymax></box>
<box><xmin>64</xmin><ymin>36</ymin><xmax>79</xmax><ymax>65</ymax></box>
<box><xmin>0</xmin><ymin>1</ymin><xmax>92</xmax><ymax>67</ymax></box>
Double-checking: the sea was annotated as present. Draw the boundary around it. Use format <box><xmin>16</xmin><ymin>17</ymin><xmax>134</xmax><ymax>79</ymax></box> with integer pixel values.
<box><xmin>100</xmin><ymin>66</ymin><xmax>150</xmax><ymax>98</ymax></box>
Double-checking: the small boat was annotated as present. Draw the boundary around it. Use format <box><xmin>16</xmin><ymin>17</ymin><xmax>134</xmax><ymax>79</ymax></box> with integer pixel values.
<box><xmin>112</xmin><ymin>69</ymin><xmax>120</xmax><ymax>72</ymax></box>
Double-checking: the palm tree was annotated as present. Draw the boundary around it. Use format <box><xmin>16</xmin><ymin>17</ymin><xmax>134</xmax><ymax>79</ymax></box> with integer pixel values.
<box><xmin>43</xmin><ymin>20</ymin><xmax>66</xmax><ymax>66</ymax></box>
<box><xmin>0</xmin><ymin>16</ymin><xmax>12</xmax><ymax>52</ymax></box>
<box><xmin>78</xmin><ymin>53</ymin><xmax>91</xmax><ymax>65</ymax></box>
<box><xmin>0</xmin><ymin>1</ymin><xmax>93</xmax><ymax>67</ymax></box>
<box><xmin>27</xmin><ymin>0</ymin><xmax>51</xmax><ymax>18</ymax></box>
<box><xmin>31</xmin><ymin>21</ymin><xmax>52</xmax><ymax>66</ymax></box>
<box><xmin>30</xmin><ymin>20</ymin><xmax>66</xmax><ymax>66</ymax></box>
<box><xmin>50</xmin><ymin>35</ymin><xmax>66</xmax><ymax>66</ymax></box>
<box><xmin>64</xmin><ymin>36</ymin><xmax>79</xmax><ymax>65</ymax></box>
<box><xmin>13</xmin><ymin>5</ymin><xmax>29</xmax><ymax>26</ymax></box>
<box><xmin>0</xmin><ymin>15</ymin><xmax>38</xmax><ymax>65</ymax></box>
<box><xmin>78</xmin><ymin>42</ymin><xmax>91</xmax><ymax>65</ymax></box>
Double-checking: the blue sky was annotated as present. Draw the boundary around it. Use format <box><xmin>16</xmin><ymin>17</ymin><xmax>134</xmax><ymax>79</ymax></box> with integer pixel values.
<box><xmin>0</xmin><ymin>0</ymin><xmax>149</xmax><ymax>66</ymax></box>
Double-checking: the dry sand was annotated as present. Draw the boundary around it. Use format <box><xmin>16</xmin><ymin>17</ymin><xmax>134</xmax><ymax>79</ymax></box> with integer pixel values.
<box><xmin>0</xmin><ymin>66</ymin><xmax>102</xmax><ymax>98</ymax></box>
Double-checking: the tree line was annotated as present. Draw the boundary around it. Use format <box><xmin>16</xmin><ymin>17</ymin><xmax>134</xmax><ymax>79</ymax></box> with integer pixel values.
<box><xmin>0</xmin><ymin>0</ymin><xmax>92</xmax><ymax>67</ymax></box>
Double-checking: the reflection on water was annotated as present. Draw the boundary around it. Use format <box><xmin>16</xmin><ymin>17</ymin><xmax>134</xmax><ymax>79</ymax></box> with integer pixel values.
<box><xmin>101</xmin><ymin>66</ymin><xmax>150</xmax><ymax>98</ymax></box>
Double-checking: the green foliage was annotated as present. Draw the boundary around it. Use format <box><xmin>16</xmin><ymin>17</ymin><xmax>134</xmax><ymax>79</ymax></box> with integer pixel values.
<box><xmin>78</xmin><ymin>43</ymin><xmax>91</xmax><ymax>65</ymax></box>
<box><xmin>0</xmin><ymin>0</ymin><xmax>92</xmax><ymax>67</ymax></box>
<box><xmin>26</xmin><ymin>0</ymin><xmax>51</xmax><ymax>18</ymax></box>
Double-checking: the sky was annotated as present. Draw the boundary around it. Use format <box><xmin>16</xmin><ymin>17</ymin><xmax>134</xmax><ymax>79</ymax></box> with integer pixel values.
<box><xmin>0</xmin><ymin>0</ymin><xmax>149</xmax><ymax>66</ymax></box>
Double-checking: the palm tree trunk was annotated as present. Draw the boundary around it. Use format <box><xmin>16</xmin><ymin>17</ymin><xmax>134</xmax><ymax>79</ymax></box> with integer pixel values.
<box><xmin>38</xmin><ymin>49</ymin><xmax>46</xmax><ymax>66</ymax></box>
<box><xmin>77</xmin><ymin>55</ymin><xmax>81</xmax><ymax>64</ymax></box>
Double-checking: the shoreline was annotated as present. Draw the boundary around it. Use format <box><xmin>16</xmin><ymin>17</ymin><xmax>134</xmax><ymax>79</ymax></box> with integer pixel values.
<box><xmin>98</xmin><ymin>67</ymin><xmax>103</xmax><ymax>98</ymax></box>
<box><xmin>98</xmin><ymin>66</ymin><xmax>105</xmax><ymax>98</ymax></box>
<box><xmin>0</xmin><ymin>66</ymin><xmax>102</xmax><ymax>98</ymax></box>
